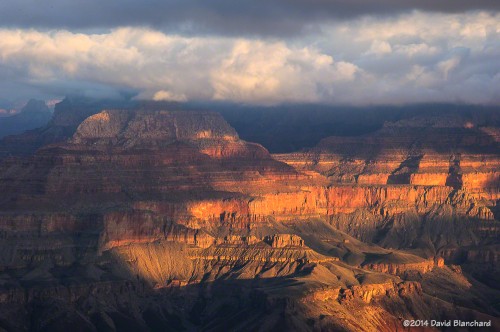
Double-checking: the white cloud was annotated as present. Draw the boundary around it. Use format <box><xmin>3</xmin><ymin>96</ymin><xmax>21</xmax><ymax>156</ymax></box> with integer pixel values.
<box><xmin>152</xmin><ymin>90</ymin><xmax>187</xmax><ymax>102</ymax></box>
<box><xmin>367</xmin><ymin>40</ymin><xmax>392</xmax><ymax>55</ymax></box>
<box><xmin>210</xmin><ymin>40</ymin><xmax>351</xmax><ymax>103</ymax></box>
<box><xmin>438</xmin><ymin>57</ymin><xmax>461</xmax><ymax>80</ymax></box>
<box><xmin>0</xmin><ymin>10</ymin><xmax>498</xmax><ymax>105</ymax></box>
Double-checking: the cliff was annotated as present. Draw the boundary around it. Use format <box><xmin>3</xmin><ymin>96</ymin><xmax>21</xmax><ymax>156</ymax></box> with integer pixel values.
<box><xmin>0</xmin><ymin>109</ymin><xmax>307</xmax><ymax>212</ymax></box>
<box><xmin>274</xmin><ymin>125</ymin><xmax>500</xmax><ymax>202</ymax></box>
<box><xmin>0</xmin><ymin>108</ymin><xmax>498</xmax><ymax>331</ymax></box>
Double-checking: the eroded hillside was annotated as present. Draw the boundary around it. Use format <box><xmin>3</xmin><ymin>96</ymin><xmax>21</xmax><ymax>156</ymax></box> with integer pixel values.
<box><xmin>0</xmin><ymin>107</ymin><xmax>498</xmax><ymax>331</ymax></box>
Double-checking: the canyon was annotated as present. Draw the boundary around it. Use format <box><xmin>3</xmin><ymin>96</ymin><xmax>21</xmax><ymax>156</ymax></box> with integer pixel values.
<box><xmin>0</xmin><ymin>100</ymin><xmax>52</xmax><ymax>140</ymax></box>
<box><xmin>0</xmin><ymin>102</ymin><xmax>498</xmax><ymax>331</ymax></box>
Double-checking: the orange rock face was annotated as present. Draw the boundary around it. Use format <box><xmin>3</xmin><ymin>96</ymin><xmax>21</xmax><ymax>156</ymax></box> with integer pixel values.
<box><xmin>362</xmin><ymin>258</ymin><xmax>438</xmax><ymax>275</ymax></box>
<box><xmin>264</xmin><ymin>234</ymin><xmax>305</xmax><ymax>248</ymax></box>
<box><xmin>410</xmin><ymin>173</ymin><xmax>448</xmax><ymax>186</ymax></box>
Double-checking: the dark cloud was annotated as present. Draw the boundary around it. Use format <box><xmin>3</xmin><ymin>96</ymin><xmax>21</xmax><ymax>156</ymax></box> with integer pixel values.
<box><xmin>1</xmin><ymin>0</ymin><xmax>499</xmax><ymax>36</ymax></box>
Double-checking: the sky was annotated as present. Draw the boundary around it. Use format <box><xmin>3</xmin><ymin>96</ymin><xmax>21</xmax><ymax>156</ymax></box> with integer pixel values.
<box><xmin>0</xmin><ymin>1</ymin><xmax>499</xmax><ymax>106</ymax></box>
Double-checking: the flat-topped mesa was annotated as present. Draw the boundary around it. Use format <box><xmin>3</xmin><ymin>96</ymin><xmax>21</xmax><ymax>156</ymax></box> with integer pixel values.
<box><xmin>0</xmin><ymin>108</ymin><xmax>307</xmax><ymax>213</ymax></box>
<box><xmin>362</xmin><ymin>258</ymin><xmax>444</xmax><ymax>276</ymax></box>
<box><xmin>72</xmin><ymin>110</ymin><xmax>239</xmax><ymax>146</ymax></box>
<box><xmin>69</xmin><ymin>109</ymin><xmax>280</xmax><ymax>163</ymax></box>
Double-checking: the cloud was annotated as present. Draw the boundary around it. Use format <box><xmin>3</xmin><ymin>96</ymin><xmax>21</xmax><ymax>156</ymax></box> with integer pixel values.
<box><xmin>0</xmin><ymin>28</ymin><xmax>358</xmax><ymax>104</ymax></box>
<box><xmin>152</xmin><ymin>90</ymin><xmax>187</xmax><ymax>102</ymax></box>
<box><xmin>210</xmin><ymin>40</ymin><xmax>357</xmax><ymax>103</ymax></box>
<box><xmin>367</xmin><ymin>40</ymin><xmax>392</xmax><ymax>55</ymax></box>
<box><xmin>438</xmin><ymin>57</ymin><xmax>461</xmax><ymax>80</ymax></box>
<box><xmin>0</xmin><ymin>1</ymin><xmax>498</xmax><ymax>37</ymax></box>
<box><xmin>0</xmin><ymin>11</ymin><xmax>498</xmax><ymax>105</ymax></box>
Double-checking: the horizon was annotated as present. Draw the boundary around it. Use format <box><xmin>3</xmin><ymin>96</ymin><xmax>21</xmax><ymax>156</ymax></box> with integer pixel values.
<box><xmin>3</xmin><ymin>95</ymin><xmax>500</xmax><ymax>112</ymax></box>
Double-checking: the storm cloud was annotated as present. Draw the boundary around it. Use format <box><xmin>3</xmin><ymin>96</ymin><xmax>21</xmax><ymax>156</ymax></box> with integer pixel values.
<box><xmin>1</xmin><ymin>0</ymin><xmax>499</xmax><ymax>37</ymax></box>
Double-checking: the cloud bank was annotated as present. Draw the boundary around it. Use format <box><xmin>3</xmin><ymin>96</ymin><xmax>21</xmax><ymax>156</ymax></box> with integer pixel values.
<box><xmin>0</xmin><ymin>11</ymin><xmax>498</xmax><ymax>105</ymax></box>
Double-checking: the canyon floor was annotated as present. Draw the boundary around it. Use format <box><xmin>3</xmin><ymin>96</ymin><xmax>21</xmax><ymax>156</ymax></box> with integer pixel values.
<box><xmin>0</xmin><ymin>99</ymin><xmax>498</xmax><ymax>331</ymax></box>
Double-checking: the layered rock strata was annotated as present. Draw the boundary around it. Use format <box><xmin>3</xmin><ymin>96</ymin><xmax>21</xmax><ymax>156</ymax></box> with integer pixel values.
<box><xmin>0</xmin><ymin>108</ymin><xmax>498</xmax><ymax>331</ymax></box>
<box><xmin>274</xmin><ymin>123</ymin><xmax>500</xmax><ymax>202</ymax></box>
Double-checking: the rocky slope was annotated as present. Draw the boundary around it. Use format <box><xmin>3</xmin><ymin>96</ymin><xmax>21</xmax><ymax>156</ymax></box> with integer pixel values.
<box><xmin>0</xmin><ymin>108</ymin><xmax>498</xmax><ymax>331</ymax></box>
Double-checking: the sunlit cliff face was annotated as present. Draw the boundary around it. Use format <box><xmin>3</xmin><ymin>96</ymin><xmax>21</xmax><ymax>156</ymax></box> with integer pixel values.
<box><xmin>0</xmin><ymin>11</ymin><xmax>498</xmax><ymax>104</ymax></box>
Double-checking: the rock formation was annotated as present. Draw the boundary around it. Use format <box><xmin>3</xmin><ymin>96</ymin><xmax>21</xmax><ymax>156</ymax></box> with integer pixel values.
<box><xmin>0</xmin><ymin>107</ymin><xmax>498</xmax><ymax>331</ymax></box>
